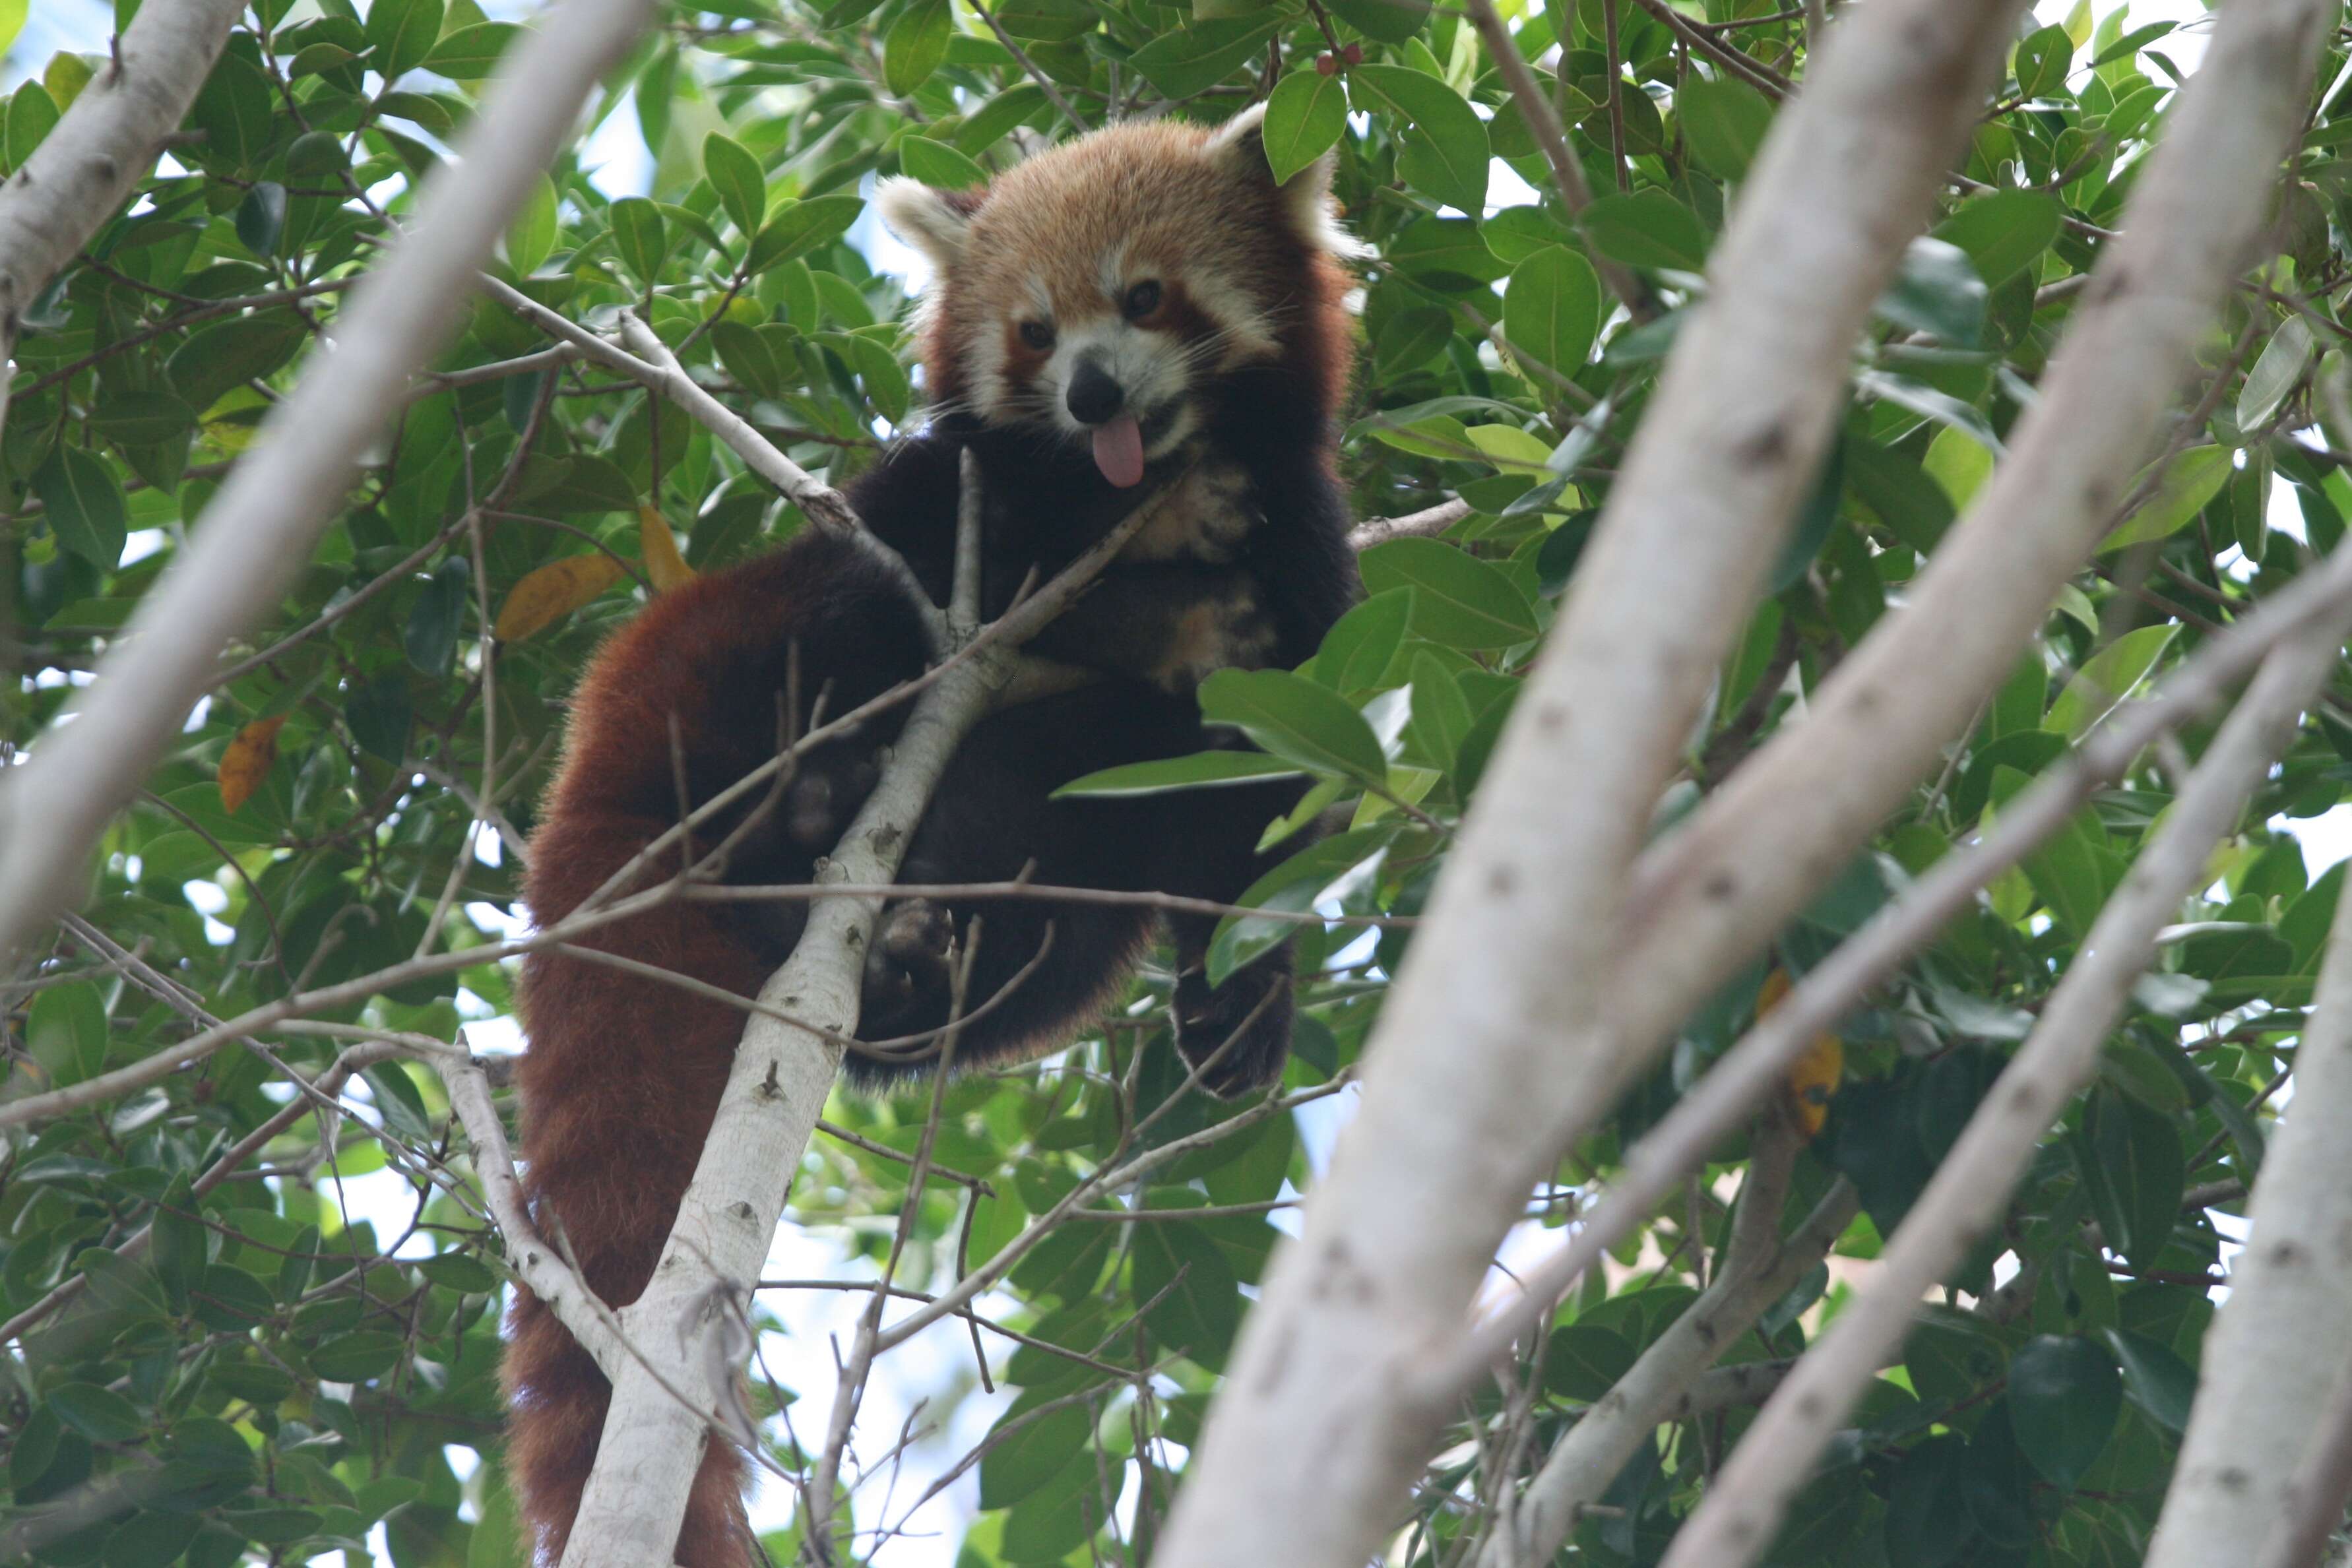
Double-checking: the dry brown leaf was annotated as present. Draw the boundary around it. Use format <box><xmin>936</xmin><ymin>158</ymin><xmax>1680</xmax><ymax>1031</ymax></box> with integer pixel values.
<box><xmin>495</xmin><ymin>553</ymin><xmax>628</xmax><ymax>641</ymax></box>
<box><xmin>218</xmin><ymin>715</ymin><xmax>290</xmax><ymax>814</ymax></box>
<box><xmin>637</xmin><ymin>505</ymin><xmax>697</xmax><ymax>592</ymax></box>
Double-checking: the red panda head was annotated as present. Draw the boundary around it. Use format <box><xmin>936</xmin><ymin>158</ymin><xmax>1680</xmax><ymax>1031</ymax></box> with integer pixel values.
<box><xmin>875</xmin><ymin>105</ymin><xmax>1358</xmax><ymax>487</ymax></box>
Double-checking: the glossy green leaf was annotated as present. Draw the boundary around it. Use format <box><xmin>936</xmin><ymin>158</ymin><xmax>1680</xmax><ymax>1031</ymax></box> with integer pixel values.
<box><xmin>1312</xmin><ymin>587</ymin><xmax>1414</xmax><ymax>691</ymax></box>
<box><xmin>365</xmin><ymin>0</ymin><xmax>445</xmax><ymax>80</ymax></box>
<box><xmin>1504</xmin><ymin>245</ymin><xmax>1603</xmax><ymax>374</ymax></box>
<box><xmin>424</xmin><ymin>20</ymin><xmax>521</xmax><ymax>77</ymax></box>
<box><xmin>898</xmin><ymin>135</ymin><xmax>986</xmax><ymax>190</ymax></box>
<box><xmin>50</xmin><ymin>1382</ymin><xmax>145</xmax><ymax>1443</ymax></box>
<box><xmin>2101</xmin><ymin>445</ymin><xmax>2233</xmax><ymax>553</ymax></box>
<box><xmin>1199</xmin><ymin>668</ymin><xmax>1388</xmax><ymax>782</ymax></box>
<box><xmin>1263</xmin><ymin>69</ymin><xmax>1346</xmax><ymax>186</ymax></box>
<box><xmin>33</xmin><ymin>441</ymin><xmax>129</xmax><ymax>571</ymax></box>
<box><xmin>2047</xmin><ymin>623</ymin><xmax>2176</xmax><ymax>739</ymax></box>
<box><xmin>1582</xmin><ymin>189</ymin><xmax>1709</xmax><ymax>272</ymax></box>
<box><xmin>703</xmin><ymin>132</ymin><xmax>769</xmax><ymax>237</ymax></box>
<box><xmin>1128</xmin><ymin>17</ymin><xmax>1283</xmax><ymax>100</ymax></box>
<box><xmin>167</xmin><ymin>314</ymin><xmax>308</xmax><ymax>415</ymax></box>
<box><xmin>1932</xmin><ymin>190</ymin><xmax>2062</xmax><ymax>288</ymax></box>
<box><xmin>1052</xmin><ymin>749</ymin><xmax>1306</xmax><ymax>798</ymax></box>
<box><xmin>1349</xmin><ymin>66</ymin><xmax>1489</xmax><ymax>214</ymax></box>
<box><xmin>610</xmin><ymin>197</ymin><xmax>669</xmax><ymax>286</ymax></box>
<box><xmin>1676</xmin><ymin>75</ymin><xmax>1773</xmax><ymax>180</ymax></box>
<box><xmin>1358</xmin><ymin>538</ymin><xmax>1541</xmax><ymax>648</ymax></box>
<box><xmin>2238</xmin><ymin>315</ymin><xmax>2316</xmax><ymax>433</ymax></box>
<box><xmin>506</xmin><ymin>173</ymin><xmax>559</xmax><ymax>274</ymax></box>
<box><xmin>2076</xmin><ymin>1086</ymin><xmax>2185</xmax><ymax>1272</ymax></box>
<box><xmin>747</xmin><ymin>196</ymin><xmax>862</xmax><ymax>272</ymax></box>
<box><xmin>2009</xmin><ymin>1335</ymin><xmax>2122</xmax><ymax>1490</ymax></box>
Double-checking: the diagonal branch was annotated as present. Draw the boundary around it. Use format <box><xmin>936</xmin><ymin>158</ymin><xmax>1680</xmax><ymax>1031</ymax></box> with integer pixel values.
<box><xmin>1153</xmin><ymin>5</ymin><xmax>2026</xmax><ymax>1564</ymax></box>
<box><xmin>1661</xmin><ymin>589</ymin><xmax>2352</xmax><ymax>1568</ymax></box>
<box><xmin>0</xmin><ymin>0</ymin><xmax>247</xmax><ymax>430</ymax></box>
<box><xmin>0</xmin><ymin>0</ymin><xmax>663</xmax><ymax>968</ymax></box>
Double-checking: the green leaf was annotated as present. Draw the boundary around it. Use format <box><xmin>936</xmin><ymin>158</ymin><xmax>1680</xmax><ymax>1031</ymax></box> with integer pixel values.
<box><xmin>1884</xmin><ymin>1435</ymin><xmax>1975</xmax><ymax>1568</ymax></box>
<box><xmin>1133</xmin><ymin>1220</ymin><xmax>1242</xmax><ymax>1368</ymax></box>
<box><xmin>2046</xmin><ymin>623</ymin><xmax>2176</xmax><ymax>739</ymax></box>
<box><xmin>150</xmin><ymin>1175</ymin><xmax>208</xmax><ymax>1311</ymax></box>
<box><xmin>0</xmin><ymin>0</ymin><xmax>24</xmax><ymax>61</ymax></box>
<box><xmin>103</xmin><ymin>1511</ymin><xmax>201</xmax><ymax>1568</ymax></box>
<box><xmin>1542</xmin><ymin>1324</ymin><xmax>1636</xmax><ymax>1400</ymax></box>
<box><xmin>236</xmin><ymin>181</ymin><xmax>288</xmax><ymax>258</ymax></box>
<box><xmin>2008</xmin><ymin>1335</ymin><xmax>2122</xmax><ymax>1490</ymax></box>
<box><xmin>1263</xmin><ymin>69</ymin><xmax>1346</xmax><ymax>186</ymax></box>
<box><xmin>1053</xmin><ymin>750</ymin><xmax>1306</xmax><ymax>798</ymax></box>
<box><xmin>1208</xmin><ymin>826</ymin><xmax>1393</xmax><ymax>984</ymax></box>
<box><xmin>979</xmin><ymin>1398</ymin><xmax>1091</xmax><ymax>1510</ymax></box>
<box><xmin>2076</xmin><ymin>1086</ymin><xmax>2184</xmax><ymax>1272</ymax></box>
<box><xmin>189</xmin><ymin>53</ymin><xmax>272</xmax><ymax>170</ymax></box>
<box><xmin>1582</xmin><ymin>189</ymin><xmax>1709</xmax><ymax>272</ymax></box>
<box><xmin>1358</xmin><ymin>537</ymin><xmax>1540</xmax><ymax>648</ymax></box>
<box><xmin>365</xmin><ymin>0</ymin><xmax>445</xmax><ymax>80</ymax></box>
<box><xmin>5</xmin><ymin>80</ymin><xmax>57</xmax><ymax>172</ymax></box>
<box><xmin>1349</xmin><ymin>65</ymin><xmax>1488</xmax><ymax>213</ymax></box>
<box><xmin>406</xmin><ymin>557</ymin><xmax>472</xmax><ymax>677</ymax></box>
<box><xmin>609</xmin><ymin>197</ymin><xmax>669</xmax><ymax>286</ymax></box>
<box><xmin>167</xmin><ymin>314</ymin><xmax>308</xmax><ymax>416</ymax></box>
<box><xmin>898</xmin><ymin>134</ymin><xmax>986</xmax><ymax>190</ymax></box>
<box><xmin>28</xmin><ymin>980</ymin><xmax>108</xmax><ymax>1082</ymax></box>
<box><xmin>1312</xmin><ymin>587</ymin><xmax>1414</xmax><ymax>691</ymax></box>
<box><xmin>1876</xmin><ymin>237</ymin><xmax>1985</xmax><ymax>347</ymax></box>
<box><xmin>307</xmin><ymin>1329</ymin><xmax>405</xmax><ymax>1381</ymax></box>
<box><xmin>1199</xmin><ymin>668</ymin><xmax>1388</xmax><ymax>782</ymax></box>
<box><xmin>33</xmin><ymin>441</ymin><xmax>129</xmax><ymax>571</ymax></box>
<box><xmin>1504</xmin><ymin>246</ymin><xmax>1602</xmax><ymax>374</ymax></box>
<box><xmin>1329</xmin><ymin>0</ymin><xmax>1429</xmax><ymax>42</ymax></box>
<box><xmin>1931</xmin><ymin>191</ymin><xmax>2062</xmax><ymax>288</ymax></box>
<box><xmin>423</xmin><ymin>20</ymin><xmax>521</xmax><ymax>77</ymax></box>
<box><xmin>747</xmin><ymin>196</ymin><xmax>863</xmax><ymax>273</ymax></box>
<box><xmin>703</xmin><ymin>132</ymin><xmax>769</xmax><ymax>238</ymax></box>
<box><xmin>2238</xmin><ymin>315</ymin><xmax>2316</xmax><ymax>433</ymax></box>
<box><xmin>1128</xmin><ymin>16</ymin><xmax>1283</xmax><ymax>100</ymax></box>
<box><xmin>90</xmin><ymin>390</ymin><xmax>199</xmax><ymax>449</ymax></box>
<box><xmin>1676</xmin><ymin>76</ymin><xmax>1773</xmax><ymax>181</ymax></box>
<box><xmin>883</xmin><ymin>0</ymin><xmax>952</xmax><ymax>94</ymax></box>
<box><xmin>2095</xmin><ymin>1327</ymin><xmax>2195</xmax><ymax>1435</ymax></box>
<box><xmin>505</xmin><ymin>173</ymin><xmax>558</xmax><ymax>274</ymax></box>
<box><xmin>2100</xmin><ymin>445</ymin><xmax>2232</xmax><ymax>553</ymax></box>
<box><xmin>2014</xmin><ymin>23</ymin><xmax>2074</xmax><ymax>98</ymax></box>
<box><xmin>50</xmin><ymin>1382</ymin><xmax>145</xmax><ymax>1443</ymax></box>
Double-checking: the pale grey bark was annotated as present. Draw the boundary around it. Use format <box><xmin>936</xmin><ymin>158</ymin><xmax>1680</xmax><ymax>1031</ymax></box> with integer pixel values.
<box><xmin>1152</xmin><ymin>5</ymin><xmax>2026</xmax><ymax>1563</ymax></box>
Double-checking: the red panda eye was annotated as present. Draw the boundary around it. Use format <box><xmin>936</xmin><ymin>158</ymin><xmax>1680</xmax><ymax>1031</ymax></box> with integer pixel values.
<box><xmin>1019</xmin><ymin>321</ymin><xmax>1056</xmax><ymax>351</ymax></box>
<box><xmin>1123</xmin><ymin>281</ymin><xmax>1162</xmax><ymax>320</ymax></box>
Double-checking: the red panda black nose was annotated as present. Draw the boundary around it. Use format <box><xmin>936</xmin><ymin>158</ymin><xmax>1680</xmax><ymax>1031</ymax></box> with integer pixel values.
<box><xmin>1066</xmin><ymin>357</ymin><xmax>1126</xmax><ymax>425</ymax></box>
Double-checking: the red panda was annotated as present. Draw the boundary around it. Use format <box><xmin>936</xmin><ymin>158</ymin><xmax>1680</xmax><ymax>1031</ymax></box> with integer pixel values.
<box><xmin>501</xmin><ymin>104</ymin><xmax>1360</xmax><ymax>1567</ymax></box>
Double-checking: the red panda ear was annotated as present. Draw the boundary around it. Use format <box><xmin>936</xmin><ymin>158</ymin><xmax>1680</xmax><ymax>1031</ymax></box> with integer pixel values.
<box><xmin>875</xmin><ymin>177</ymin><xmax>986</xmax><ymax>271</ymax></box>
<box><xmin>1205</xmin><ymin>102</ymin><xmax>1362</xmax><ymax>258</ymax></box>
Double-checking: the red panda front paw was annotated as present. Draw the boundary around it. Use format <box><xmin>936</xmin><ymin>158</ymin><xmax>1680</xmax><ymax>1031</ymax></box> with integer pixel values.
<box><xmin>784</xmin><ymin>749</ymin><xmax>883</xmax><ymax>849</ymax></box>
<box><xmin>860</xmin><ymin>898</ymin><xmax>957</xmax><ymax>1038</ymax></box>
<box><xmin>1172</xmin><ymin>960</ymin><xmax>1294</xmax><ymax>1100</ymax></box>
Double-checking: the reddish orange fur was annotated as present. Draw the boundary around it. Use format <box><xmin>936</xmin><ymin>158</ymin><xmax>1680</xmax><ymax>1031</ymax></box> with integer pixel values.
<box><xmin>503</xmin><ymin>540</ymin><xmax>923</xmax><ymax>1567</ymax></box>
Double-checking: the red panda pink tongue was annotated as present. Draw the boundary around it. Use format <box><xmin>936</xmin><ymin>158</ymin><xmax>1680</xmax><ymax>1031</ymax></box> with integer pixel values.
<box><xmin>1091</xmin><ymin>415</ymin><xmax>1145</xmax><ymax>489</ymax></box>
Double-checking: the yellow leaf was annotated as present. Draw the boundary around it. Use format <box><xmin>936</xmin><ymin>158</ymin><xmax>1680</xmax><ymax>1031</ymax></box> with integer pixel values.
<box><xmin>218</xmin><ymin>715</ymin><xmax>290</xmax><ymax>814</ymax></box>
<box><xmin>1758</xmin><ymin>967</ymin><xmax>1843</xmax><ymax>1139</ymax></box>
<box><xmin>637</xmin><ymin>505</ymin><xmax>697</xmax><ymax>592</ymax></box>
<box><xmin>495</xmin><ymin>553</ymin><xmax>627</xmax><ymax>640</ymax></box>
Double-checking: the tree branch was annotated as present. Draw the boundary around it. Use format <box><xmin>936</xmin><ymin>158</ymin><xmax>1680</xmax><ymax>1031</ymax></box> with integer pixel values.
<box><xmin>1661</xmin><ymin>598</ymin><xmax>2352</xmax><ymax>1568</ymax></box>
<box><xmin>1154</xmin><ymin>6</ymin><xmax>2025</xmax><ymax>1563</ymax></box>
<box><xmin>554</xmin><ymin>458</ymin><xmax>1188</xmax><ymax>1567</ymax></box>
<box><xmin>2146</xmin><ymin>815</ymin><xmax>2352</xmax><ymax>1563</ymax></box>
<box><xmin>0</xmin><ymin>0</ymin><xmax>247</xmax><ymax>418</ymax></box>
<box><xmin>1440</xmin><ymin>513</ymin><xmax>2352</xmax><ymax>1393</ymax></box>
<box><xmin>0</xmin><ymin>0</ymin><xmax>662</xmax><ymax>968</ymax></box>
<box><xmin>1575</xmin><ymin>0</ymin><xmax>2334</xmax><ymax>1201</ymax></box>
